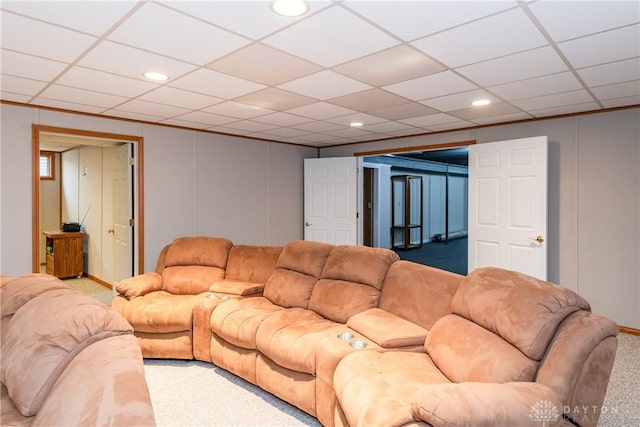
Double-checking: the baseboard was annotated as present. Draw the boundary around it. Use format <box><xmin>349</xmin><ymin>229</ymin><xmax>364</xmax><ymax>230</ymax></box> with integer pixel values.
<box><xmin>86</xmin><ymin>274</ymin><xmax>113</xmax><ymax>290</ymax></box>
<box><xmin>619</xmin><ymin>326</ymin><xmax>640</xmax><ymax>336</ymax></box>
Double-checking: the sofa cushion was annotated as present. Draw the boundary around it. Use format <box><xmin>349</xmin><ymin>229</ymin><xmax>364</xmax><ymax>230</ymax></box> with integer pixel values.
<box><xmin>163</xmin><ymin>236</ymin><xmax>232</xmax><ymax>268</ymax></box>
<box><xmin>451</xmin><ymin>267</ymin><xmax>590</xmax><ymax>360</ymax></box>
<box><xmin>425</xmin><ymin>314</ymin><xmax>538</xmax><ymax>383</ymax></box>
<box><xmin>1</xmin><ymin>273</ymin><xmax>70</xmax><ymax>321</ymax></box>
<box><xmin>379</xmin><ymin>261</ymin><xmax>462</xmax><ymax>329</ymax></box>
<box><xmin>1</xmin><ymin>289</ymin><xmax>132</xmax><ymax>416</ymax></box>
<box><xmin>255</xmin><ymin>308</ymin><xmax>342</xmax><ymax>375</ymax></box>
<box><xmin>225</xmin><ymin>245</ymin><xmax>282</xmax><ymax>283</ymax></box>
<box><xmin>210</xmin><ymin>280</ymin><xmax>264</xmax><ymax>296</ymax></box>
<box><xmin>162</xmin><ymin>266</ymin><xmax>225</xmax><ymax>295</ymax></box>
<box><xmin>116</xmin><ymin>272</ymin><xmax>162</xmax><ymax>299</ymax></box>
<box><xmin>347</xmin><ymin>308</ymin><xmax>428</xmax><ymax>348</ymax></box>
<box><xmin>263</xmin><ymin>240</ymin><xmax>333</xmax><ymax>308</ymax></box>
<box><xmin>308</xmin><ymin>245</ymin><xmax>398</xmax><ymax>323</ymax></box>
<box><xmin>210</xmin><ymin>297</ymin><xmax>284</xmax><ymax>349</ymax></box>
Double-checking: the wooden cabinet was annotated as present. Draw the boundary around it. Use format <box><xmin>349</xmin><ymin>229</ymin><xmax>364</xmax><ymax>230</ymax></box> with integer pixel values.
<box><xmin>44</xmin><ymin>231</ymin><xmax>86</xmax><ymax>279</ymax></box>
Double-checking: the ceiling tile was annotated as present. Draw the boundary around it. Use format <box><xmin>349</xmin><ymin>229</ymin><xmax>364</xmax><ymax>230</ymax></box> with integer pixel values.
<box><xmin>1</xmin><ymin>12</ymin><xmax>96</xmax><ymax>63</ymax></box>
<box><xmin>202</xmin><ymin>101</ymin><xmax>272</xmax><ymax>119</ymax></box>
<box><xmin>31</xmin><ymin>97</ymin><xmax>106</xmax><ymax>114</ymax></box>
<box><xmin>286</xmin><ymin>102</ymin><xmax>356</xmax><ymax>120</ymax></box>
<box><xmin>0</xmin><ymin>92</ymin><xmax>31</xmax><ymax>103</ymax></box>
<box><xmin>360</xmin><ymin>121</ymin><xmax>417</xmax><ymax>134</ymax></box>
<box><xmin>369</xmin><ymin>102</ymin><xmax>439</xmax><ymax>121</ymax></box>
<box><xmin>108</xmin><ymin>2</ymin><xmax>250</xmax><ymax>65</ymax></box>
<box><xmin>259</xmin><ymin>127</ymin><xmax>312</xmax><ymax>138</ymax></box>
<box><xmin>601</xmin><ymin>96</ymin><xmax>640</xmax><ymax>108</ymax></box>
<box><xmin>591</xmin><ymin>81</ymin><xmax>640</xmax><ymax>101</ymax></box>
<box><xmin>512</xmin><ymin>90</ymin><xmax>595</xmax><ymax>111</ymax></box>
<box><xmin>1</xmin><ymin>75</ymin><xmax>47</xmax><ymax>96</ymax></box>
<box><xmin>173</xmin><ymin>111</ymin><xmax>239</xmax><ymax>127</ymax></box>
<box><xmin>1</xmin><ymin>1</ymin><xmax>137</xmax><ymax>36</ymax></box>
<box><xmin>208</xmin><ymin>43</ymin><xmax>322</xmax><ymax>86</ymax></box>
<box><xmin>428</xmin><ymin>121</ymin><xmax>476</xmax><ymax>132</ymax></box>
<box><xmin>529</xmin><ymin>1</ymin><xmax>640</xmax><ymax>42</ymax></box>
<box><xmin>489</xmin><ymin>72</ymin><xmax>583</xmax><ymax>101</ymax></box>
<box><xmin>332</xmin><ymin>45</ymin><xmax>445</xmax><ymax>86</ymax></box>
<box><xmin>1</xmin><ymin>50</ymin><xmax>67</xmax><ymax>82</ymax></box>
<box><xmin>252</xmin><ymin>112</ymin><xmax>313</xmax><ymax>127</ymax></box>
<box><xmin>161</xmin><ymin>118</ymin><xmax>212</xmax><ymax>130</ymax></box>
<box><xmin>160</xmin><ymin>1</ymin><xmax>331</xmax><ymax>40</ymax></box>
<box><xmin>263</xmin><ymin>6</ymin><xmax>399</xmax><ymax>67</ymax></box>
<box><xmin>104</xmin><ymin>109</ymin><xmax>165</xmax><ymax>122</ymax></box>
<box><xmin>57</xmin><ymin>66</ymin><xmax>158</xmax><ymax>97</ymax></box>
<box><xmin>38</xmin><ymin>84</ymin><xmax>127</xmax><ymax>108</ymax></box>
<box><xmin>470</xmin><ymin>111</ymin><xmax>532</xmax><ymax>125</ymax></box>
<box><xmin>449</xmin><ymin>102</ymin><xmax>523</xmax><ymax>121</ymax></box>
<box><xmin>325</xmin><ymin>112</ymin><xmax>387</xmax><ymax>127</ymax></box>
<box><xmin>399</xmin><ymin>113</ymin><xmax>464</xmax><ymax>128</ymax></box>
<box><xmin>292</xmin><ymin>121</ymin><xmax>346</xmax><ymax>133</ymax></box>
<box><xmin>169</xmin><ymin>68</ymin><xmax>265</xmax><ymax>99</ymax></box>
<box><xmin>344</xmin><ymin>1</ymin><xmax>516</xmax><ymax>41</ymax></box>
<box><xmin>559</xmin><ymin>25</ymin><xmax>640</xmax><ymax>69</ymax></box>
<box><xmin>578</xmin><ymin>58</ymin><xmax>640</xmax><ymax>87</ymax></box>
<box><xmin>139</xmin><ymin>86</ymin><xmax>223</xmax><ymax>110</ymax></box>
<box><xmin>328</xmin><ymin>89</ymin><xmax>409</xmax><ymax>112</ymax></box>
<box><xmin>79</xmin><ymin>41</ymin><xmax>197</xmax><ymax>82</ymax></box>
<box><xmin>111</xmin><ymin>99</ymin><xmax>190</xmax><ymax>118</ymax></box>
<box><xmin>455</xmin><ymin>46</ymin><xmax>568</xmax><ymax>87</ymax></box>
<box><xmin>529</xmin><ymin>102</ymin><xmax>602</xmax><ymax>118</ymax></box>
<box><xmin>411</xmin><ymin>8</ymin><xmax>547</xmax><ymax>68</ymax></box>
<box><xmin>384</xmin><ymin>71</ymin><xmax>478</xmax><ymax>101</ymax></box>
<box><xmin>278</xmin><ymin>70</ymin><xmax>371</xmax><ymax>100</ymax></box>
<box><xmin>223</xmin><ymin>120</ymin><xmax>279</xmax><ymax>133</ymax></box>
<box><xmin>234</xmin><ymin>87</ymin><xmax>316</xmax><ymax>111</ymax></box>
<box><xmin>421</xmin><ymin>89</ymin><xmax>501</xmax><ymax>112</ymax></box>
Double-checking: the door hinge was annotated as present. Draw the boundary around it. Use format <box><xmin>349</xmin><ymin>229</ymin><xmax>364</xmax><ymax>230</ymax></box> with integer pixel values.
<box><xmin>129</xmin><ymin>218</ymin><xmax>135</xmax><ymax>227</ymax></box>
<box><xmin>128</xmin><ymin>157</ymin><xmax>135</xmax><ymax>166</ymax></box>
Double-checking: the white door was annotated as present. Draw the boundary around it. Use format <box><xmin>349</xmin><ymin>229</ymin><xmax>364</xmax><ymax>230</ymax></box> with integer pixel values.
<box><xmin>468</xmin><ymin>136</ymin><xmax>548</xmax><ymax>279</ymax></box>
<box><xmin>304</xmin><ymin>157</ymin><xmax>358</xmax><ymax>245</ymax></box>
<box><xmin>113</xmin><ymin>144</ymin><xmax>133</xmax><ymax>283</ymax></box>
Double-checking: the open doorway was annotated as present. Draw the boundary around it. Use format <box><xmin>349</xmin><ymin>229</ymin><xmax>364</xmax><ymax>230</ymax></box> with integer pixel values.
<box><xmin>32</xmin><ymin>125</ymin><xmax>145</xmax><ymax>287</ymax></box>
<box><xmin>360</xmin><ymin>144</ymin><xmax>470</xmax><ymax>276</ymax></box>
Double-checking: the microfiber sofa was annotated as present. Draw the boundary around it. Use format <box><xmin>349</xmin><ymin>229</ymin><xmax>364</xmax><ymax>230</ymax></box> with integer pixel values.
<box><xmin>1</xmin><ymin>273</ymin><xmax>155</xmax><ymax>427</ymax></box>
<box><xmin>113</xmin><ymin>236</ymin><xmax>619</xmax><ymax>427</ymax></box>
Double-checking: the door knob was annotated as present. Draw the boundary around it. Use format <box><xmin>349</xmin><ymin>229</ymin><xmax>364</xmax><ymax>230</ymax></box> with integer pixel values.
<box><xmin>529</xmin><ymin>235</ymin><xmax>544</xmax><ymax>243</ymax></box>
<box><xmin>107</xmin><ymin>229</ymin><xmax>115</xmax><ymax>234</ymax></box>
<box><xmin>305</xmin><ymin>221</ymin><xmax>312</xmax><ymax>226</ymax></box>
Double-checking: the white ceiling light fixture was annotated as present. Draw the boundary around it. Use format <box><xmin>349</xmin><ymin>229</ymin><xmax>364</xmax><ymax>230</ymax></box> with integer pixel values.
<box><xmin>472</xmin><ymin>99</ymin><xmax>491</xmax><ymax>107</ymax></box>
<box><xmin>270</xmin><ymin>0</ymin><xmax>309</xmax><ymax>17</ymax></box>
<box><xmin>143</xmin><ymin>71</ymin><xmax>169</xmax><ymax>81</ymax></box>
<box><xmin>350</xmin><ymin>122</ymin><xmax>364</xmax><ymax>127</ymax></box>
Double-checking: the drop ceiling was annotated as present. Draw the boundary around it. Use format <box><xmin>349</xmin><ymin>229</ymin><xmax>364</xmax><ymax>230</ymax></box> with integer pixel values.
<box><xmin>2</xmin><ymin>1</ymin><xmax>638</xmax><ymax>148</ymax></box>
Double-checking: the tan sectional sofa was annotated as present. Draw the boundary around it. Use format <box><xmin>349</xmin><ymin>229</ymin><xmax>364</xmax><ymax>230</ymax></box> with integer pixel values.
<box><xmin>1</xmin><ymin>274</ymin><xmax>155</xmax><ymax>427</ymax></box>
<box><xmin>113</xmin><ymin>236</ymin><xmax>619</xmax><ymax>427</ymax></box>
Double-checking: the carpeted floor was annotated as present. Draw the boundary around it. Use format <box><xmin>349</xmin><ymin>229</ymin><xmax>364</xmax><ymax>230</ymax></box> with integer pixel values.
<box><xmin>69</xmin><ymin>277</ymin><xmax>639</xmax><ymax>426</ymax></box>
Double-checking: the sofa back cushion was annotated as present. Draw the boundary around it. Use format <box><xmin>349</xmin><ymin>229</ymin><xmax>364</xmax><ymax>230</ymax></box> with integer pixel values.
<box><xmin>1</xmin><ymin>288</ymin><xmax>132</xmax><ymax>417</ymax></box>
<box><xmin>378</xmin><ymin>261</ymin><xmax>462</xmax><ymax>329</ymax></box>
<box><xmin>425</xmin><ymin>314</ymin><xmax>538</xmax><ymax>383</ymax></box>
<box><xmin>263</xmin><ymin>240</ymin><xmax>333</xmax><ymax>308</ymax></box>
<box><xmin>308</xmin><ymin>245</ymin><xmax>398</xmax><ymax>323</ymax></box>
<box><xmin>450</xmin><ymin>267</ymin><xmax>590</xmax><ymax>360</ymax></box>
<box><xmin>161</xmin><ymin>236</ymin><xmax>233</xmax><ymax>294</ymax></box>
<box><xmin>225</xmin><ymin>245</ymin><xmax>283</xmax><ymax>283</ymax></box>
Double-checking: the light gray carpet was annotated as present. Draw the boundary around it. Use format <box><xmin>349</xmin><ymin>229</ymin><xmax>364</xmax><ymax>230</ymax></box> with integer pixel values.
<box><xmin>70</xmin><ymin>278</ymin><xmax>639</xmax><ymax>426</ymax></box>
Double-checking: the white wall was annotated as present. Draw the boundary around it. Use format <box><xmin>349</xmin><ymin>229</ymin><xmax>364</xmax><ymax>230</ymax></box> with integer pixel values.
<box><xmin>320</xmin><ymin>108</ymin><xmax>640</xmax><ymax>329</ymax></box>
<box><xmin>0</xmin><ymin>104</ymin><xmax>316</xmax><ymax>276</ymax></box>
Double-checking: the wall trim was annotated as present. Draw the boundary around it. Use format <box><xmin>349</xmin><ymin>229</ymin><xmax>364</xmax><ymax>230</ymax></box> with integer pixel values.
<box><xmin>619</xmin><ymin>326</ymin><xmax>640</xmax><ymax>336</ymax></box>
<box><xmin>355</xmin><ymin>140</ymin><xmax>476</xmax><ymax>157</ymax></box>
<box><xmin>87</xmin><ymin>273</ymin><xmax>113</xmax><ymax>290</ymax></box>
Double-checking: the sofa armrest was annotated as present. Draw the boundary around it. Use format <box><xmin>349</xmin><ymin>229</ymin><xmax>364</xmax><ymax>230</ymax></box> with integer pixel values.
<box><xmin>116</xmin><ymin>272</ymin><xmax>162</xmax><ymax>299</ymax></box>
<box><xmin>411</xmin><ymin>382</ymin><xmax>564</xmax><ymax>427</ymax></box>
<box><xmin>346</xmin><ymin>308</ymin><xmax>428</xmax><ymax>348</ymax></box>
<box><xmin>209</xmin><ymin>279</ymin><xmax>265</xmax><ymax>296</ymax></box>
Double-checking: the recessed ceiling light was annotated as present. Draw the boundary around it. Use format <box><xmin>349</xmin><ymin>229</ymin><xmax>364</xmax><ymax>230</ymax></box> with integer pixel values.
<box><xmin>270</xmin><ymin>0</ymin><xmax>309</xmax><ymax>17</ymax></box>
<box><xmin>143</xmin><ymin>71</ymin><xmax>169</xmax><ymax>81</ymax></box>
<box><xmin>350</xmin><ymin>122</ymin><xmax>364</xmax><ymax>127</ymax></box>
<box><xmin>472</xmin><ymin>99</ymin><xmax>491</xmax><ymax>107</ymax></box>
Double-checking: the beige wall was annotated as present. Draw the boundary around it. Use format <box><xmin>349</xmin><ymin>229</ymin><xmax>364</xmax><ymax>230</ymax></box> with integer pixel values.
<box><xmin>39</xmin><ymin>152</ymin><xmax>60</xmax><ymax>263</ymax></box>
<box><xmin>320</xmin><ymin>108</ymin><xmax>640</xmax><ymax>328</ymax></box>
<box><xmin>1</xmin><ymin>103</ymin><xmax>637</xmax><ymax>328</ymax></box>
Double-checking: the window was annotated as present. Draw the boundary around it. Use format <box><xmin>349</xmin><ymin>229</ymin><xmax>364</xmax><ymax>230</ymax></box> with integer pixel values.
<box><xmin>39</xmin><ymin>151</ymin><xmax>55</xmax><ymax>180</ymax></box>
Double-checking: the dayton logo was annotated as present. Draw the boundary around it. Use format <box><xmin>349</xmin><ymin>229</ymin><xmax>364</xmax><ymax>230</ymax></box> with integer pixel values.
<box><xmin>529</xmin><ymin>400</ymin><xmax>560</xmax><ymax>426</ymax></box>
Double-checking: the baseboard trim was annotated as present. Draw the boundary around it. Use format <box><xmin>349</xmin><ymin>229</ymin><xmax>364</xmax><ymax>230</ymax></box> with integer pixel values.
<box><xmin>619</xmin><ymin>326</ymin><xmax>640</xmax><ymax>336</ymax></box>
<box><xmin>87</xmin><ymin>274</ymin><xmax>113</xmax><ymax>290</ymax></box>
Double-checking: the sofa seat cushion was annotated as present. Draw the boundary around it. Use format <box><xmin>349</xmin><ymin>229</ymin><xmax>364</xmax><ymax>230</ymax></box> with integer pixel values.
<box><xmin>210</xmin><ymin>279</ymin><xmax>264</xmax><ymax>296</ymax></box>
<box><xmin>334</xmin><ymin>351</ymin><xmax>450</xmax><ymax>427</ymax></box>
<box><xmin>114</xmin><ymin>291</ymin><xmax>207</xmax><ymax>333</ymax></box>
<box><xmin>210</xmin><ymin>297</ymin><xmax>284</xmax><ymax>350</ymax></box>
<box><xmin>347</xmin><ymin>308</ymin><xmax>428</xmax><ymax>348</ymax></box>
<box><xmin>425</xmin><ymin>314</ymin><xmax>538</xmax><ymax>383</ymax></box>
<box><xmin>255</xmin><ymin>308</ymin><xmax>343</xmax><ymax>375</ymax></box>
<box><xmin>161</xmin><ymin>266</ymin><xmax>225</xmax><ymax>295</ymax></box>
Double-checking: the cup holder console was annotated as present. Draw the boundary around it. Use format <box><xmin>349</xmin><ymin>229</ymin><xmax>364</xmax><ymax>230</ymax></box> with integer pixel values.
<box><xmin>337</xmin><ymin>332</ymin><xmax>368</xmax><ymax>349</ymax></box>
